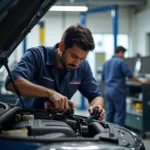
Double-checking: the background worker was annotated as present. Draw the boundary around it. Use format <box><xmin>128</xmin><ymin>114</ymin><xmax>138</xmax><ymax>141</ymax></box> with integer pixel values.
<box><xmin>101</xmin><ymin>46</ymin><xmax>148</xmax><ymax>126</ymax></box>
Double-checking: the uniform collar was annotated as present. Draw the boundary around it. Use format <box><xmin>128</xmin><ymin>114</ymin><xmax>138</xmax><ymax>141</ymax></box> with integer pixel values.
<box><xmin>46</xmin><ymin>43</ymin><xmax>59</xmax><ymax>66</ymax></box>
<box><xmin>113</xmin><ymin>55</ymin><xmax>120</xmax><ymax>58</ymax></box>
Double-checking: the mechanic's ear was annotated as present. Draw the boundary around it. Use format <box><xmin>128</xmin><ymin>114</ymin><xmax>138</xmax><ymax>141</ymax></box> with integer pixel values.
<box><xmin>59</xmin><ymin>41</ymin><xmax>65</xmax><ymax>52</ymax></box>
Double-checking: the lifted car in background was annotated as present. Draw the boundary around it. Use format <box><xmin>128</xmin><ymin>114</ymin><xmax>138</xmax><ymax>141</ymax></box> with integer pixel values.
<box><xmin>0</xmin><ymin>0</ymin><xmax>146</xmax><ymax>150</ymax></box>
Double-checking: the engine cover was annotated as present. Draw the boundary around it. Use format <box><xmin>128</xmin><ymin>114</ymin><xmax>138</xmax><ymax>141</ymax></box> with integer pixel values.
<box><xmin>14</xmin><ymin>119</ymin><xmax>75</xmax><ymax>137</ymax></box>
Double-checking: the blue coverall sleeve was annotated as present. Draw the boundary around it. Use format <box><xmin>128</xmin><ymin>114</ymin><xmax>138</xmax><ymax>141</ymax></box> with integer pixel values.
<box><xmin>5</xmin><ymin>48</ymin><xmax>41</xmax><ymax>88</ymax></box>
<box><xmin>121</xmin><ymin>60</ymin><xmax>133</xmax><ymax>79</ymax></box>
<box><xmin>78</xmin><ymin>60</ymin><xmax>102</xmax><ymax>103</ymax></box>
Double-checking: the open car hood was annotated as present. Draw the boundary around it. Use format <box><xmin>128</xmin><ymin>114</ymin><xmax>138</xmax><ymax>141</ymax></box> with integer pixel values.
<box><xmin>0</xmin><ymin>0</ymin><xmax>57</xmax><ymax>68</ymax></box>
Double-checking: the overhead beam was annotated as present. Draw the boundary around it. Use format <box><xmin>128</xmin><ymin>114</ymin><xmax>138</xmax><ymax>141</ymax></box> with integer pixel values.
<box><xmin>56</xmin><ymin>0</ymin><xmax>146</xmax><ymax>7</ymax></box>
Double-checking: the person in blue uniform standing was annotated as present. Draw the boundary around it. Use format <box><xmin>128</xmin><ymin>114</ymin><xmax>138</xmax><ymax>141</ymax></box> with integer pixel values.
<box><xmin>101</xmin><ymin>46</ymin><xmax>147</xmax><ymax>126</ymax></box>
<box><xmin>5</xmin><ymin>24</ymin><xmax>105</xmax><ymax>120</ymax></box>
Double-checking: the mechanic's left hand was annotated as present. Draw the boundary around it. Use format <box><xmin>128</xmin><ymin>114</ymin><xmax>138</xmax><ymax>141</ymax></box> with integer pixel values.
<box><xmin>88</xmin><ymin>105</ymin><xmax>105</xmax><ymax>120</ymax></box>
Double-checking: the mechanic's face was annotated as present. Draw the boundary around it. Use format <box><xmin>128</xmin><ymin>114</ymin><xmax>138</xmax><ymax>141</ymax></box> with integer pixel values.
<box><xmin>59</xmin><ymin>42</ymin><xmax>88</xmax><ymax>71</ymax></box>
<box><xmin>118</xmin><ymin>51</ymin><xmax>125</xmax><ymax>58</ymax></box>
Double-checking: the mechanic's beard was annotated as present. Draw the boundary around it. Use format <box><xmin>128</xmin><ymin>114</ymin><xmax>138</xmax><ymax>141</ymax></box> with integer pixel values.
<box><xmin>66</xmin><ymin>64</ymin><xmax>77</xmax><ymax>71</ymax></box>
<box><xmin>60</xmin><ymin>53</ymin><xmax>76</xmax><ymax>72</ymax></box>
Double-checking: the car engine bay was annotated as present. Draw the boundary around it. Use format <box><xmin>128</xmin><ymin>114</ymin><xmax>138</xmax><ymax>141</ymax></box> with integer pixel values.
<box><xmin>0</xmin><ymin>102</ymin><xmax>145</xmax><ymax>150</ymax></box>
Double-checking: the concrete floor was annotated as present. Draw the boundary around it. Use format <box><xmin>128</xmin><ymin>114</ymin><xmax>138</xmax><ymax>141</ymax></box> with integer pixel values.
<box><xmin>143</xmin><ymin>138</ymin><xmax>150</xmax><ymax>150</ymax></box>
<box><xmin>74</xmin><ymin>109</ymin><xmax>150</xmax><ymax>150</ymax></box>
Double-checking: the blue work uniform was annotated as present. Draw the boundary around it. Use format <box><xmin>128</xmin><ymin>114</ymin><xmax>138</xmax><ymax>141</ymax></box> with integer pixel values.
<box><xmin>102</xmin><ymin>56</ymin><xmax>133</xmax><ymax>126</ymax></box>
<box><xmin>5</xmin><ymin>43</ymin><xmax>101</xmax><ymax>109</ymax></box>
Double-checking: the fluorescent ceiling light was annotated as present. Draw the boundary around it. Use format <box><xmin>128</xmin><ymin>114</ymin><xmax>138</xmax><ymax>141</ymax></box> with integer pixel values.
<box><xmin>49</xmin><ymin>6</ymin><xmax>88</xmax><ymax>12</ymax></box>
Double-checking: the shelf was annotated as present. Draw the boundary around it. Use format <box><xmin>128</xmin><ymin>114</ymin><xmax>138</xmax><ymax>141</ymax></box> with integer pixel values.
<box><xmin>127</xmin><ymin>96</ymin><xmax>142</xmax><ymax>102</ymax></box>
<box><xmin>125</xmin><ymin>82</ymin><xmax>150</xmax><ymax>132</ymax></box>
<box><xmin>126</xmin><ymin>111</ymin><xmax>142</xmax><ymax>116</ymax></box>
<box><xmin>126</xmin><ymin>81</ymin><xmax>141</xmax><ymax>87</ymax></box>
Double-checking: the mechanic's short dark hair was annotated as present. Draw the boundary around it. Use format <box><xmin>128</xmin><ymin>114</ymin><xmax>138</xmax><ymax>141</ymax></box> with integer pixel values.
<box><xmin>115</xmin><ymin>46</ymin><xmax>126</xmax><ymax>54</ymax></box>
<box><xmin>61</xmin><ymin>24</ymin><xmax>95</xmax><ymax>51</ymax></box>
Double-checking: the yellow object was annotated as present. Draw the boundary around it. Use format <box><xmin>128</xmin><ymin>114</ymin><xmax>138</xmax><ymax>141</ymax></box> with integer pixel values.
<box><xmin>40</xmin><ymin>28</ymin><xmax>45</xmax><ymax>44</ymax></box>
<box><xmin>135</xmin><ymin>103</ymin><xmax>142</xmax><ymax>110</ymax></box>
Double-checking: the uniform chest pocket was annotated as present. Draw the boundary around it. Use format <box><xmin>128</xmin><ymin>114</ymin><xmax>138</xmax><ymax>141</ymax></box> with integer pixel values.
<box><xmin>40</xmin><ymin>76</ymin><xmax>55</xmax><ymax>89</ymax></box>
<box><xmin>68</xmin><ymin>82</ymin><xmax>81</xmax><ymax>96</ymax></box>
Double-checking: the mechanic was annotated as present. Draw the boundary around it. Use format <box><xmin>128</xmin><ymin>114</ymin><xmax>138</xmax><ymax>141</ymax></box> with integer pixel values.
<box><xmin>5</xmin><ymin>24</ymin><xmax>105</xmax><ymax>120</ymax></box>
<box><xmin>101</xmin><ymin>46</ymin><xmax>148</xmax><ymax>126</ymax></box>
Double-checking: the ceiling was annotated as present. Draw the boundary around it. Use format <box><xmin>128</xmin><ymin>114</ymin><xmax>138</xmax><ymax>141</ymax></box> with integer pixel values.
<box><xmin>55</xmin><ymin>0</ymin><xmax>147</xmax><ymax>7</ymax></box>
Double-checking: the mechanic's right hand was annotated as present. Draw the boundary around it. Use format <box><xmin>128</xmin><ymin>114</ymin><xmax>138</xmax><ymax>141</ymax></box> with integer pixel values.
<box><xmin>48</xmin><ymin>89</ymin><xmax>75</xmax><ymax>112</ymax></box>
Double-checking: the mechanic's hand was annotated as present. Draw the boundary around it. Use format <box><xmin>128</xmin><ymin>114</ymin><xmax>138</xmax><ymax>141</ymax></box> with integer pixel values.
<box><xmin>141</xmin><ymin>78</ymin><xmax>150</xmax><ymax>84</ymax></box>
<box><xmin>48</xmin><ymin>89</ymin><xmax>75</xmax><ymax>111</ymax></box>
<box><xmin>88</xmin><ymin>105</ymin><xmax>105</xmax><ymax>120</ymax></box>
